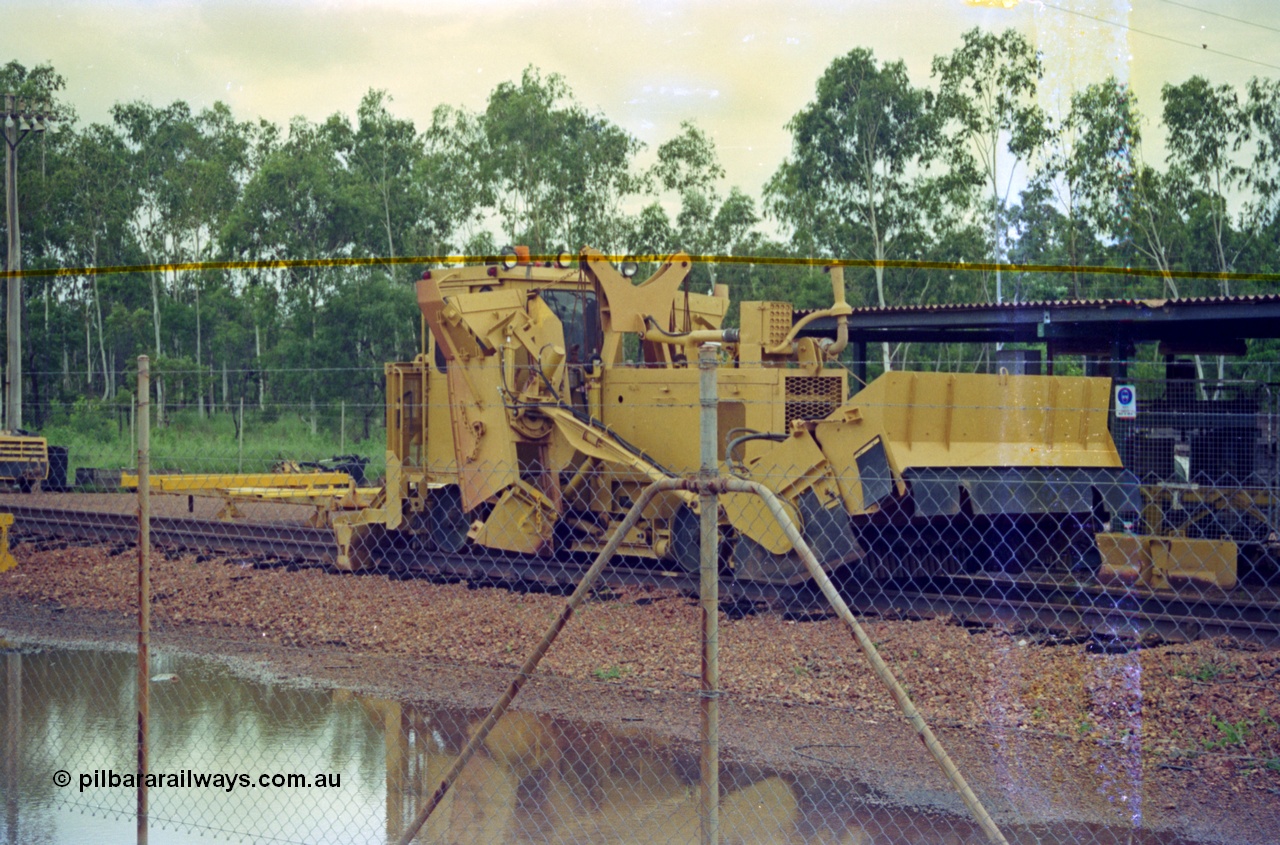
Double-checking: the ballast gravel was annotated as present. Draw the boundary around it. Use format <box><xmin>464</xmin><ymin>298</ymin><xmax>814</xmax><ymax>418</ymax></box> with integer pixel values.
<box><xmin>1</xmin><ymin>509</ymin><xmax>1278</xmax><ymax>844</ymax></box>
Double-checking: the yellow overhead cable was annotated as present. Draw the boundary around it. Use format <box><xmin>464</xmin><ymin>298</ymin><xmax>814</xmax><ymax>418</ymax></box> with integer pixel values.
<box><xmin>3</xmin><ymin>253</ymin><xmax>1279</xmax><ymax>284</ymax></box>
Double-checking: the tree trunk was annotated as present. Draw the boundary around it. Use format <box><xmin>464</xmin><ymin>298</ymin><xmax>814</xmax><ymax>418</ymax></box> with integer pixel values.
<box><xmin>92</xmin><ymin>277</ymin><xmax>110</xmax><ymax>400</ymax></box>
<box><xmin>383</xmin><ymin>182</ymin><xmax>396</xmax><ymax>261</ymax></box>
<box><xmin>196</xmin><ymin>285</ymin><xmax>204</xmax><ymax>418</ymax></box>
<box><xmin>150</xmin><ymin>269</ymin><xmax>165</xmax><ymax>425</ymax></box>
<box><xmin>872</xmin><ymin>236</ymin><xmax>891</xmax><ymax>373</ymax></box>
<box><xmin>83</xmin><ymin>301</ymin><xmax>93</xmax><ymax>389</ymax></box>
<box><xmin>255</xmin><ymin>323</ymin><xmax>265</xmax><ymax>410</ymax></box>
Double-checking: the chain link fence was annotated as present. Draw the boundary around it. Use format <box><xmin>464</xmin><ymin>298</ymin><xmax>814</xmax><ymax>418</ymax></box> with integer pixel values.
<box><xmin>2</xmin><ymin>353</ymin><xmax>1280</xmax><ymax>844</ymax></box>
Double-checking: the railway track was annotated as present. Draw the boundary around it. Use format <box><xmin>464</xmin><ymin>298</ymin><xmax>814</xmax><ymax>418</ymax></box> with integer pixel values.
<box><xmin>872</xmin><ymin>574</ymin><xmax>1280</xmax><ymax>647</ymax></box>
<box><xmin>5</xmin><ymin>504</ymin><xmax>337</xmax><ymax>561</ymax></box>
<box><xmin>8</xmin><ymin>502</ymin><xmax>1280</xmax><ymax>646</ymax></box>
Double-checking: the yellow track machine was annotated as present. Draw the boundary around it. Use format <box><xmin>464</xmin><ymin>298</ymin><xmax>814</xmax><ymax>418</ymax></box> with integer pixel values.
<box><xmin>335</xmin><ymin>249</ymin><xmax>1140</xmax><ymax>586</ymax></box>
<box><xmin>0</xmin><ymin>431</ymin><xmax>49</xmax><ymax>493</ymax></box>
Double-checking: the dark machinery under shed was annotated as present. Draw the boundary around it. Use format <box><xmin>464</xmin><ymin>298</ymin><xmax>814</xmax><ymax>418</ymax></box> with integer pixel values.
<box><xmin>800</xmin><ymin>294</ymin><xmax>1280</xmax><ymax>590</ymax></box>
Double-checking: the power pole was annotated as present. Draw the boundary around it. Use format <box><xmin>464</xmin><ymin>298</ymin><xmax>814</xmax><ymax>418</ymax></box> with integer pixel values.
<box><xmin>2</xmin><ymin>93</ymin><xmax>49</xmax><ymax>431</ymax></box>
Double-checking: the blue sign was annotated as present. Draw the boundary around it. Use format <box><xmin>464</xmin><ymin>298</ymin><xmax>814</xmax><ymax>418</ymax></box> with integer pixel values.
<box><xmin>1115</xmin><ymin>384</ymin><xmax>1137</xmax><ymax>419</ymax></box>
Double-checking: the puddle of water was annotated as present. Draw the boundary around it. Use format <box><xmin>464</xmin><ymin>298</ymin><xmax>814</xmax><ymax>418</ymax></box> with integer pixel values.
<box><xmin>0</xmin><ymin>643</ymin><xmax>1213</xmax><ymax>845</ymax></box>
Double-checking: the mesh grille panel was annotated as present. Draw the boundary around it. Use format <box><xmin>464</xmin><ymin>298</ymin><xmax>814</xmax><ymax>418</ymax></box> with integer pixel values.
<box><xmin>784</xmin><ymin>375</ymin><xmax>843</xmax><ymax>428</ymax></box>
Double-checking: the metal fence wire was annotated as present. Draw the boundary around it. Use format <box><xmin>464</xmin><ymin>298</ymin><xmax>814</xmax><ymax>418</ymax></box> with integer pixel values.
<box><xmin>1</xmin><ymin>354</ymin><xmax>1279</xmax><ymax>845</ymax></box>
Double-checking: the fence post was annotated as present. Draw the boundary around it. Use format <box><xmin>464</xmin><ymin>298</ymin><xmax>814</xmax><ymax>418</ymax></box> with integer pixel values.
<box><xmin>697</xmin><ymin>344</ymin><xmax>721</xmax><ymax>845</ymax></box>
<box><xmin>238</xmin><ymin>396</ymin><xmax>244</xmax><ymax>473</ymax></box>
<box><xmin>136</xmin><ymin>355</ymin><xmax>150</xmax><ymax>845</ymax></box>
<box><xmin>739</xmin><ymin>479</ymin><xmax>1011</xmax><ymax>845</ymax></box>
<box><xmin>394</xmin><ymin>479</ymin><xmax>679</xmax><ymax>845</ymax></box>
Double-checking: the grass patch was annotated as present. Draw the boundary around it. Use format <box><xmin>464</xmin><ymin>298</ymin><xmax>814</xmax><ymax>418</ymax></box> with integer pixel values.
<box><xmin>592</xmin><ymin>665</ymin><xmax>628</xmax><ymax>682</ymax></box>
<box><xmin>38</xmin><ymin>407</ymin><xmax>386</xmax><ymax>484</ymax></box>
<box><xmin>1177</xmin><ymin>660</ymin><xmax>1233</xmax><ymax>683</ymax></box>
<box><xmin>1204</xmin><ymin>714</ymin><xmax>1251</xmax><ymax>749</ymax></box>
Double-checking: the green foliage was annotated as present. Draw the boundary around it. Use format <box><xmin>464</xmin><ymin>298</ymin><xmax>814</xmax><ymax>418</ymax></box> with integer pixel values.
<box><xmin>4</xmin><ymin>41</ymin><xmax>1279</xmax><ymax>431</ymax></box>
<box><xmin>0</xmin><ymin>59</ymin><xmax>70</xmax><ymax>117</ymax></box>
<box><xmin>41</xmin><ymin>405</ymin><xmax>385</xmax><ymax>482</ymax></box>
<box><xmin>766</xmin><ymin>47</ymin><xmax>940</xmax><ymax>315</ymax></box>
<box><xmin>1177</xmin><ymin>659</ymin><xmax>1234</xmax><ymax>683</ymax></box>
<box><xmin>1204</xmin><ymin>714</ymin><xmax>1251</xmax><ymax>749</ymax></box>
<box><xmin>482</xmin><ymin>66</ymin><xmax>643</xmax><ymax>253</ymax></box>
<box><xmin>44</xmin><ymin>397</ymin><xmax>117</xmax><ymax>444</ymax></box>
<box><xmin>651</xmin><ymin>121</ymin><xmax>725</xmax><ymax>196</ymax></box>
<box><xmin>592</xmin><ymin>665</ymin><xmax>627</xmax><ymax>682</ymax></box>
<box><xmin>931</xmin><ymin>27</ymin><xmax>1048</xmax><ymax>301</ymax></box>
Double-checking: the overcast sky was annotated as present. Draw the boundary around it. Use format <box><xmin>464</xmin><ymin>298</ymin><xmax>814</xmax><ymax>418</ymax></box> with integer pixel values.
<box><xmin>4</xmin><ymin>0</ymin><xmax>1279</xmax><ymax>204</ymax></box>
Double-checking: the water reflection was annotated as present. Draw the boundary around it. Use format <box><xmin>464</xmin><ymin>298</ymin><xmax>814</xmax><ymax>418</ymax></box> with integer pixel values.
<box><xmin>0</xmin><ymin>642</ymin><xmax>1207</xmax><ymax>845</ymax></box>
<box><xmin>0</xmin><ymin>645</ymin><xmax>383</xmax><ymax>845</ymax></box>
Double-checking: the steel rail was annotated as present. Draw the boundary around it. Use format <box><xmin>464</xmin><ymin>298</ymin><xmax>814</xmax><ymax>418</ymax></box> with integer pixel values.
<box><xmin>9</xmin><ymin>502</ymin><xmax>1280</xmax><ymax>643</ymax></box>
<box><xmin>5</xmin><ymin>505</ymin><xmax>336</xmax><ymax>561</ymax></box>
<box><xmin>892</xmin><ymin>575</ymin><xmax>1280</xmax><ymax>645</ymax></box>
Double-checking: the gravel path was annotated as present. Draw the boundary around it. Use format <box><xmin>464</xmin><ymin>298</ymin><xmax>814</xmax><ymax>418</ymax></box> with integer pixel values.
<box><xmin>2</xmin><ymin>520</ymin><xmax>1279</xmax><ymax>844</ymax></box>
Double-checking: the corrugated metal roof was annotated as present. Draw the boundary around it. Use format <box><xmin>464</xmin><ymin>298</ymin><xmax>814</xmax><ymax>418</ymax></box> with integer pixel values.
<box><xmin>796</xmin><ymin>293</ymin><xmax>1280</xmax><ymax>318</ymax></box>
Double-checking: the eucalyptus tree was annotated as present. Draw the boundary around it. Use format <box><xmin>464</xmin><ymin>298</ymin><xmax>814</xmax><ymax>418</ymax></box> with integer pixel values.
<box><xmin>412</xmin><ymin>104</ymin><xmax>493</xmax><ymax>258</ymax></box>
<box><xmin>1243</xmin><ymin>77</ymin><xmax>1280</xmax><ymax>273</ymax></box>
<box><xmin>481</xmin><ymin>67</ymin><xmax>565</xmax><ymax>250</ymax></box>
<box><xmin>674</xmin><ymin>187</ymin><xmax>761</xmax><ymax>292</ymax></box>
<box><xmin>112</xmin><ymin>100</ymin><xmax>252</xmax><ymax>418</ymax></box>
<box><xmin>647</xmin><ymin>120</ymin><xmax>762</xmax><ymax>289</ymax></box>
<box><xmin>1029</xmin><ymin>78</ymin><xmax>1142</xmax><ymax>298</ymax></box>
<box><xmin>1129</xmin><ymin>163</ymin><xmax>1194</xmax><ymax>299</ymax></box>
<box><xmin>172</xmin><ymin>103</ymin><xmax>252</xmax><ymax>415</ymax></box>
<box><xmin>650</xmin><ymin>119</ymin><xmax>725</xmax><ymax>199</ymax></box>
<box><xmin>1245</xmin><ymin>79</ymin><xmax>1280</xmax><ymax>221</ymax></box>
<box><xmin>561</xmin><ymin>108</ymin><xmax>645</xmax><ymax>251</ymax></box>
<box><xmin>51</xmin><ymin>123</ymin><xmax>140</xmax><ymax>398</ymax></box>
<box><xmin>766</xmin><ymin>46</ymin><xmax>941</xmax><ymax>370</ymax></box>
<box><xmin>222</xmin><ymin>114</ymin><xmax>359</xmax><ymax>429</ymax></box>
<box><xmin>111</xmin><ymin>99</ymin><xmax>203</xmax><ymax>420</ymax></box>
<box><xmin>1</xmin><ymin>60</ymin><xmax>73</xmax><ymax>424</ymax></box>
<box><xmin>1162</xmin><ymin>76</ymin><xmax>1254</xmax><ymax>389</ymax></box>
<box><xmin>1049</xmin><ymin>81</ymin><xmax>1197</xmax><ymax>301</ymax></box>
<box><xmin>627</xmin><ymin>202</ymin><xmax>677</xmax><ymax>260</ymax></box>
<box><xmin>337</xmin><ymin>89</ymin><xmax>421</xmax><ymax>262</ymax></box>
<box><xmin>932</xmin><ymin>28</ymin><xmax>1049</xmax><ymax>304</ymax></box>
<box><xmin>1162</xmin><ymin>76</ymin><xmax>1250</xmax><ymax>296</ymax></box>
<box><xmin>309</xmin><ymin>271</ymin><xmax>418</xmax><ymax>438</ymax></box>
<box><xmin>1006</xmin><ymin>183</ymin><xmax>1078</xmax><ymax>300</ymax></box>
<box><xmin>482</xmin><ymin>67</ymin><xmax>642</xmax><ymax>252</ymax></box>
